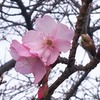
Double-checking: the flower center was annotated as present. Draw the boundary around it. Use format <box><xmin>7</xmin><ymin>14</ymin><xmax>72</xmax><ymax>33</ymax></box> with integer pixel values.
<box><xmin>44</xmin><ymin>38</ymin><xmax>53</xmax><ymax>47</ymax></box>
<box><xmin>46</xmin><ymin>39</ymin><xmax>53</xmax><ymax>46</ymax></box>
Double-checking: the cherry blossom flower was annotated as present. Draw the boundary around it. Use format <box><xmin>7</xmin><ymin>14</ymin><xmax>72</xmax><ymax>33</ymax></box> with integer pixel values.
<box><xmin>10</xmin><ymin>40</ymin><xmax>46</xmax><ymax>83</ymax></box>
<box><xmin>22</xmin><ymin>15</ymin><xmax>74</xmax><ymax>65</ymax></box>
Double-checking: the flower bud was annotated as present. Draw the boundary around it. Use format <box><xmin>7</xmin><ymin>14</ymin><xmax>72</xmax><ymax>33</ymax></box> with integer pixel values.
<box><xmin>81</xmin><ymin>34</ymin><xmax>96</xmax><ymax>56</ymax></box>
<box><xmin>38</xmin><ymin>83</ymin><xmax>48</xmax><ymax>99</ymax></box>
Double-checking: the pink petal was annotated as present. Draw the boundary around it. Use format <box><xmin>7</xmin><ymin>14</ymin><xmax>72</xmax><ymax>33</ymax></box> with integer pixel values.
<box><xmin>46</xmin><ymin>48</ymin><xmax>60</xmax><ymax>65</ymax></box>
<box><xmin>55</xmin><ymin>23</ymin><xmax>74</xmax><ymax>41</ymax></box>
<box><xmin>22</xmin><ymin>30</ymin><xmax>45</xmax><ymax>53</ymax></box>
<box><xmin>15</xmin><ymin>56</ymin><xmax>46</xmax><ymax>83</ymax></box>
<box><xmin>33</xmin><ymin>57</ymin><xmax>46</xmax><ymax>83</ymax></box>
<box><xmin>15</xmin><ymin>57</ymin><xmax>36</xmax><ymax>74</ymax></box>
<box><xmin>10</xmin><ymin>47</ymin><xmax>20</xmax><ymax>60</ymax></box>
<box><xmin>10</xmin><ymin>40</ymin><xmax>31</xmax><ymax>57</ymax></box>
<box><xmin>54</xmin><ymin>39</ymin><xmax>71</xmax><ymax>52</ymax></box>
<box><xmin>25</xmin><ymin>41</ymin><xmax>43</xmax><ymax>54</ymax></box>
<box><xmin>22</xmin><ymin>30</ymin><xmax>42</xmax><ymax>44</ymax></box>
<box><xmin>35</xmin><ymin>15</ymin><xmax>56</xmax><ymax>35</ymax></box>
<box><xmin>41</xmin><ymin>48</ymin><xmax>51</xmax><ymax>63</ymax></box>
<box><xmin>31</xmin><ymin>46</ymin><xmax>51</xmax><ymax>64</ymax></box>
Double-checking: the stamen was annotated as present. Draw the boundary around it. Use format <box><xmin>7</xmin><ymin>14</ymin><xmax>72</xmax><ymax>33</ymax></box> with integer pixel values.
<box><xmin>43</xmin><ymin>38</ymin><xmax>53</xmax><ymax>47</ymax></box>
<box><xmin>46</xmin><ymin>39</ymin><xmax>52</xmax><ymax>46</ymax></box>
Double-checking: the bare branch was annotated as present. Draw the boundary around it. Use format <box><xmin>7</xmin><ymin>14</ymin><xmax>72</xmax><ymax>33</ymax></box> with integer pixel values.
<box><xmin>11</xmin><ymin>0</ymin><xmax>33</xmax><ymax>30</ymax></box>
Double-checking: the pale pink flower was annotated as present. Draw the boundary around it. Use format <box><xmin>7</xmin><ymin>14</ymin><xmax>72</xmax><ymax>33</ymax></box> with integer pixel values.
<box><xmin>22</xmin><ymin>15</ymin><xmax>74</xmax><ymax>65</ymax></box>
<box><xmin>10</xmin><ymin>40</ymin><xmax>46</xmax><ymax>83</ymax></box>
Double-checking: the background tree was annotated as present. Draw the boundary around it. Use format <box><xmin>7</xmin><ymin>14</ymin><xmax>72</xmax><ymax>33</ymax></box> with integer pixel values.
<box><xmin>0</xmin><ymin>0</ymin><xmax>100</xmax><ymax>100</ymax></box>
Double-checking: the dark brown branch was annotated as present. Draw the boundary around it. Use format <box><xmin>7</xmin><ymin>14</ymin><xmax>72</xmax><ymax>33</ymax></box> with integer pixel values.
<box><xmin>0</xmin><ymin>16</ymin><xmax>25</xmax><ymax>28</ymax></box>
<box><xmin>83</xmin><ymin>57</ymin><xmax>100</xmax><ymax>71</ymax></box>
<box><xmin>67</xmin><ymin>0</ymin><xmax>93</xmax><ymax>68</ymax></box>
<box><xmin>45</xmin><ymin>56</ymin><xmax>100</xmax><ymax>100</ymax></box>
<box><xmin>89</xmin><ymin>26</ymin><xmax>100</xmax><ymax>33</ymax></box>
<box><xmin>45</xmin><ymin>67</ymin><xmax>75</xmax><ymax>100</ymax></box>
<box><xmin>0</xmin><ymin>59</ymin><xmax>16</xmax><ymax>76</ymax></box>
<box><xmin>11</xmin><ymin>0</ymin><xmax>33</xmax><ymax>30</ymax></box>
<box><xmin>51</xmin><ymin>57</ymin><xmax>68</xmax><ymax>68</ymax></box>
<box><xmin>74</xmin><ymin>58</ymin><xmax>100</xmax><ymax>71</ymax></box>
<box><xmin>65</xmin><ymin>51</ymin><xmax>100</xmax><ymax>99</ymax></box>
<box><xmin>29</xmin><ymin>0</ymin><xmax>45</xmax><ymax>16</ymax></box>
<box><xmin>71</xmin><ymin>0</ymin><xmax>80</xmax><ymax>9</ymax></box>
<box><xmin>64</xmin><ymin>71</ymin><xmax>90</xmax><ymax>100</ymax></box>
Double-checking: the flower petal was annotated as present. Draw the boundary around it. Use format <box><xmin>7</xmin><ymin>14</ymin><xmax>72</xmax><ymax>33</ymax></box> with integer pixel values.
<box><xmin>15</xmin><ymin>57</ymin><xmax>46</xmax><ymax>83</ymax></box>
<box><xmin>22</xmin><ymin>30</ymin><xmax>42</xmax><ymax>44</ymax></box>
<box><xmin>55</xmin><ymin>23</ymin><xmax>74</xmax><ymax>41</ymax></box>
<box><xmin>22</xmin><ymin>30</ymin><xmax>45</xmax><ymax>53</ymax></box>
<box><xmin>35</xmin><ymin>15</ymin><xmax>56</xmax><ymax>35</ymax></box>
<box><xmin>10</xmin><ymin>40</ymin><xmax>31</xmax><ymax>57</ymax></box>
<box><xmin>10</xmin><ymin>47</ymin><xmax>20</xmax><ymax>60</ymax></box>
<box><xmin>15</xmin><ymin>57</ymin><xmax>35</xmax><ymax>74</ymax></box>
<box><xmin>15</xmin><ymin>57</ymin><xmax>34</xmax><ymax>74</ymax></box>
<box><xmin>31</xmin><ymin>47</ymin><xmax>51</xmax><ymax>64</ymax></box>
<box><xmin>54</xmin><ymin>39</ymin><xmax>71</xmax><ymax>52</ymax></box>
<box><xmin>41</xmin><ymin>48</ymin><xmax>51</xmax><ymax>63</ymax></box>
<box><xmin>33</xmin><ymin>57</ymin><xmax>46</xmax><ymax>83</ymax></box>
<box><xmin>46</xmin><ymin>48</ymin><xmax>60</xmax><ymax>65</ymax></box>
<box><xmin>26</xmin><ymin>41</ymin><xmax>43</xmax><ymax>54</ymax></box>
<box><xmin>15</xmin><ymin>55</ymin><xmax>46</xmax><ymax>83</ymax></box>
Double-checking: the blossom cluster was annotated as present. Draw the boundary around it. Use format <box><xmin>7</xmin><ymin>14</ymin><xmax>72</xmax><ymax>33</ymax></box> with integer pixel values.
<box><xmin>10</xmin><ymin>15</ymin><xmax>74</xmax><ymax>84</ymax></box>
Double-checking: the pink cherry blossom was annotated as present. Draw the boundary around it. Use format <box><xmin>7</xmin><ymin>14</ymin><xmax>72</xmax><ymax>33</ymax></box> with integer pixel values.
<box><xmin>22</xmin><ymin>15</ymin><xmax>74</xmax><ymax>65</ymax></box>
<box><xmin>10</xmin><ymin>40</ymin><xmax>46</xmax><ymax>83</ymax></box>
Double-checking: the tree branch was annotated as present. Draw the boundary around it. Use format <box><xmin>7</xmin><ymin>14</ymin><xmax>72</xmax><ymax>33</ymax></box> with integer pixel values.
<box><xmin>64</xmin><ymin>71</ymin><xmax>90</xmax><ymax>100</ymax></box>
<box><xmin>45</xmin><ymin>56</ymin><xmax>100</xmax><ymax>100</ymax></box>
<box><xmin>45</xmin><ymin>0</ymin><xmax>94</xmax><ymax>99</ymax></box>
<box><xmin>11</xmin><ymin>0</ymin><xmax>33</xmax><ymax>30</ymax></box>
<box><xmin>0</xmin><ymin>59</ymin><xmax>16</xmax><ymax>76</ymax></box>
<box><xmin>67</xmin><ymin>0</ymin><xmax>93</xmax><ymax>68</ymax></box>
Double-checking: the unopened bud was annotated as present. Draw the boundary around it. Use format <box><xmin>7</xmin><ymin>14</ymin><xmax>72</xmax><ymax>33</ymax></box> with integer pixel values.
<box><xmin>81</xmin><ymin>34</ymin><xmax>96</xmax><ymax>56</ymax></box>
<box><xmin>38</xmin><ymin>83</ymin><xmax>48</xmax><ymax>99</ymax></box>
